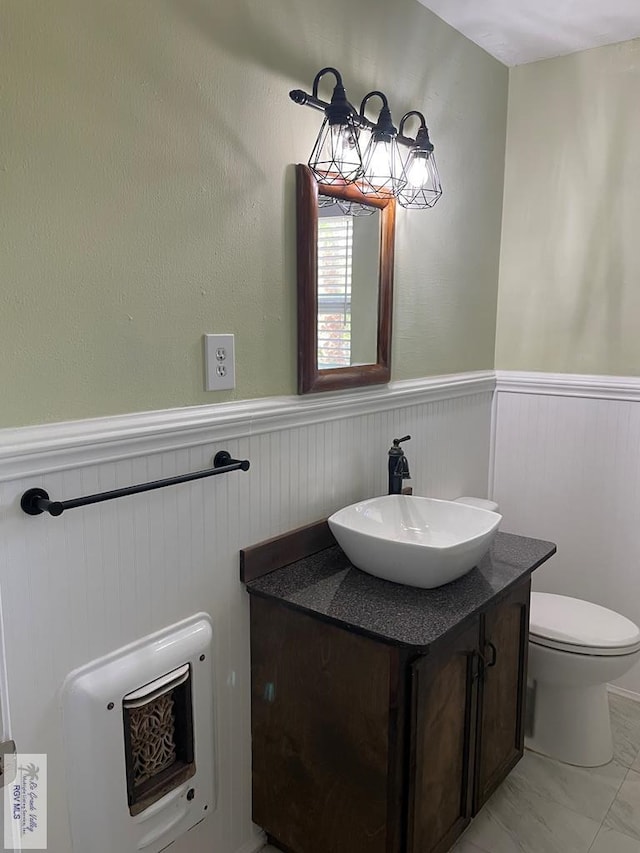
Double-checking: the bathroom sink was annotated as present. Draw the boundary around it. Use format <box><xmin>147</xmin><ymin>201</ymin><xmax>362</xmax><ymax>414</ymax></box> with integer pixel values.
<box><xmin>328</xmin><ymin>495</ymin><xmax>502</xmax><ymax>589</ymax></box>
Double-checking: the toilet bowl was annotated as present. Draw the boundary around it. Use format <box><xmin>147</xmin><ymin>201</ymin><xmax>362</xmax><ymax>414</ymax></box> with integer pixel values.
<box><xmin>452</xmin><ymin>497</ymin><xmax>640</xmax><ymax>768</ymax></box>
<box><xmin>527</xmin><ymin>592</ymin><xmax>640</xmax><ymax>766</ymax></box>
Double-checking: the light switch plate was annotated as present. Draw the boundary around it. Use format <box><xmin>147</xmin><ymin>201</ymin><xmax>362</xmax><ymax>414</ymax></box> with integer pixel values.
<box><xmin>204</xmin><ymin>334</ymin><xmax>235</xmax><ymax>391</ymax></box>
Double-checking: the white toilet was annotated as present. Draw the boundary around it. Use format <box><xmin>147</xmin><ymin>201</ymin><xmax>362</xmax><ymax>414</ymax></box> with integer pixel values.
<box><xmin>527</xmin><ymin>592</ymin><xmax>640</xmax><ymax>766</ymax></box>
<box><xmin>454</xmin><ymin>497</ymin><xmax>640</xmax><ymax>768</ymax></box>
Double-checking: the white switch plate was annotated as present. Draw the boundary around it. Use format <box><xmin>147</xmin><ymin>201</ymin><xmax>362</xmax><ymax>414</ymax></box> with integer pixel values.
<box><xmin>204</xmin><ymin>334</ymin><xmax>235</xmax><ymax>391</ymax></box>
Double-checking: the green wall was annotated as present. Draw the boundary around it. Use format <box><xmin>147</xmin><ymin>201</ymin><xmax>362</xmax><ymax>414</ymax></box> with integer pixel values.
<box><xmin>496</xmin><ymin>39</ymin><xmax>640</xmax><ymax>374</ymax></box>
<box><xmin>1</xmin><ymin>0</ymin><xmax>508</xmax><ymax>428</ymax></box>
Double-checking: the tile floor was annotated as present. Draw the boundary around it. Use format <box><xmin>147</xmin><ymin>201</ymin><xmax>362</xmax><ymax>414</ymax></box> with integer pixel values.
<box><xmin>264</xmin><ymin>692</ymin><xmax>640</xmax><ymax>853</ymax></box>
<box><xmin>454</xmin><ymin>692</ymin><xmax>640</xmax><ymax>853</ymax></box>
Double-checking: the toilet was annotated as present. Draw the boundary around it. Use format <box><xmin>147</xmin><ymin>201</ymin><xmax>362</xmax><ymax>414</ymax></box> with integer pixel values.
<box><xmin>527</xmin><ymin>592</ymin><xmax>640</xmax><ymax>766</ymax></box>
<box><xmin>454</xmin><ymin>497</ymin><xmax>640</xmax><ymax>768</ymax></box>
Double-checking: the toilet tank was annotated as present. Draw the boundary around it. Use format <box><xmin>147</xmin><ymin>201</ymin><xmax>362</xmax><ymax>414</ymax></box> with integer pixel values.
<box><xmin>454</xmin><ymin>496</ymin><xmax>500</xmax><ymax>513</ymax></box>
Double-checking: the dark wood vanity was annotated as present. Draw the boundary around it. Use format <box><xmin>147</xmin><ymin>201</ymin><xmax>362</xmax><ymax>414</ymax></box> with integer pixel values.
<box><xmin>242</xmin><ymin>522</ymin><xmax>555</xmax><ymax>853</ymax></box>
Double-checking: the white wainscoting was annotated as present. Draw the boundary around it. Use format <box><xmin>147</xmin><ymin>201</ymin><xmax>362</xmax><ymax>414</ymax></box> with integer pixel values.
<box><xmin>492</xmin><ymin>371</ymin><xmax>640</xmax><ymax>694</ymax></box>
<box><xmin>0</xmin><ymin>373</ymin><xmax>493</xmax><ymax>853</ymax></box>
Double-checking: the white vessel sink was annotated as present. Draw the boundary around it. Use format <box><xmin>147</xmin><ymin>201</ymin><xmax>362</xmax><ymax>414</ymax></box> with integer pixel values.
<box><xmin>328</xmin><ymin>495</ymin><xmax>502</xmax><ymax>589</ymax></box>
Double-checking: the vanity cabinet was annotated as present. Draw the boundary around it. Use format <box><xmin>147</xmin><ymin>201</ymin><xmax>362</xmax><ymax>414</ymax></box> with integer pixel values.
<box><xmin>249</xmin><ymin>576</ymin><xmax>531</xmax><ymax>853</ymax></box>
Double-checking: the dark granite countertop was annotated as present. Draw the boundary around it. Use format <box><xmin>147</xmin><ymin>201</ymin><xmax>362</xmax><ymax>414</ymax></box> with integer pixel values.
<box><xmin>246</xmin><ymin>532</ymin><xmax>556</xmax><ymax>650</ymax></box>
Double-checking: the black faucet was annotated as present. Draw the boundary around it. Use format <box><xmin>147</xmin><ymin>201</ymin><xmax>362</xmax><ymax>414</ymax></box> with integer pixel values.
<box><xmin>388</xmin><ymin>435</ymin><xmax>411</xmax><ymax>495</ymax></box>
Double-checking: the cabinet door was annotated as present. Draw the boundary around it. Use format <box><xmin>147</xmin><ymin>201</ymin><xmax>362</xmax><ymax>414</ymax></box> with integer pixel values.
<box><xmin>250</xmin><ymin>597</ymin><xmax>397</xmax><ymax>853</ymax></box>
<box><xmin>474</xmin><ymin>577</ymin><xmax>531</xmax><ymax>812</ymax></box>
<box><xmin>407</xmin><ymin>621</ymin><xmax>480</xmax><ymax>853</ymax></box>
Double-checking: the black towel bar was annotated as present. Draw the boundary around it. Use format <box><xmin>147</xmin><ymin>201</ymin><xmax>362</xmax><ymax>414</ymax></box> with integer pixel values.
<box><xmin>20</xmin><ymin>450</ymin><xmax>250</xmax><ymax>517</ymax></box>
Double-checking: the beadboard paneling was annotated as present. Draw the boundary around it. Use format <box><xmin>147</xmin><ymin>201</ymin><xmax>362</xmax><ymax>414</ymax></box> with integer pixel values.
<box><xmin>492</xmin><ymin>383</ymin><xmax>640</xmax><ymax>694</ymax></box>
<box><xmin>0</xmin><ymin>380</ymin><xmax>492</xmax><ymax>853</ymax></box>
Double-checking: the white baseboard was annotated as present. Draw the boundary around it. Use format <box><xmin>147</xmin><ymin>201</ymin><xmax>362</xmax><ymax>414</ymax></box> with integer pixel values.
<box><xmin>235</xmin><ymin>832</ymin><xmax>267</xmax><ymax>853</ymax></box>
<box><xmin>607</xmin><ymin>684</ymin><xmax>640</xmax><ymax>703</ymax></box>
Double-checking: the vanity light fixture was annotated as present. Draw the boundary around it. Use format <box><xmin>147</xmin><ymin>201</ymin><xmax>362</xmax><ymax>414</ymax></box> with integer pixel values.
<box><xmin>289</xmin><ymin>68</ymin><xmax>442</xmax><ymax>209</ymax></box>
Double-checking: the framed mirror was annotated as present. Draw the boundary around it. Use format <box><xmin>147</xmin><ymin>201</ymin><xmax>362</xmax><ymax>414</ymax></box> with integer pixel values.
<box><xmin>295</xmin><ymin>164</ymin><xmax>396</xmax><ymax>394</ymax></box>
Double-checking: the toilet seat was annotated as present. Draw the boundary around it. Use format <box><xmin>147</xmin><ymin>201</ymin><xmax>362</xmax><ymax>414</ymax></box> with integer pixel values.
<box><xmin>530</xmin><ymin>592</ymin><xmax>640</xmax><ymax>657</ymax></box>
<box><xmin>529</xmin><ymin>634</ymin><xmax>640</xmax><ymax>656</ymax></box>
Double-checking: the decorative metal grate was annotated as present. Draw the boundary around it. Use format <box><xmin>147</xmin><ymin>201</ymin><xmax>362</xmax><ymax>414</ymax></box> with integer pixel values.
<box><xmin>123</xmin><ymin>665</ymin><xmax>195</xmax><ymax>815</ymax></box>
<box><xmin>128</xmin><ymin>692</ymin><xmax>177</xmax><ymax>786</ymax></box>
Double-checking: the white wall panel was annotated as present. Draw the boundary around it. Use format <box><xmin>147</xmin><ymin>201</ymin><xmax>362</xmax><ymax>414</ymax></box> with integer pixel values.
<box><xmin>493</xmin><ymin>378</ymin><xmax>640</xmax><ymax>694</ymax></box>
<box><xmin>0</xmin><ymin>377</ymin><xmax>492</xmax><ymax>853</ymax></box>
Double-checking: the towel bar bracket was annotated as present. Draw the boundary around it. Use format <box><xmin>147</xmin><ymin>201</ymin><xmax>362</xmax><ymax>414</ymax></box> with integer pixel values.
<box><xmin>21</xmin><ymin>487</ymin><xmax>53</xmax><ymax>516</ymax></box>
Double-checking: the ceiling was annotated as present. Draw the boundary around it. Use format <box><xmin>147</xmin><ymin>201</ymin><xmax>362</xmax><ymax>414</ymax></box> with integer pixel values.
<box><xmin>416</xmin><ymin>0</ymin><xmax>640</xmax><ymax>65</ymax></box>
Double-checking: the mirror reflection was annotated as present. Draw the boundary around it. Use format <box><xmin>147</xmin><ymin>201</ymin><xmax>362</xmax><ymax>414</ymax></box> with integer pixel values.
<box><xmin>317</xmin><ymin>196</ymin><xmax>380</xmax><ymax>370</ymax></box>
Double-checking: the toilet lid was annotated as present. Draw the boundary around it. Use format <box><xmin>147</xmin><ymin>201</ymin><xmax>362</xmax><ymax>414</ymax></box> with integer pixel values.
<box><xmin>530</xmin><ymin>593</ymin><xmax>640</xmax><ymax>655</ymax></box>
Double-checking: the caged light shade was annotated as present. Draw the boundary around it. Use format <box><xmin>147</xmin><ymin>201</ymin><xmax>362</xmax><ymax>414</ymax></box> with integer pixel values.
<box><xmin>397</xmin><ymin>112</ymin><xmax>442</xmax><ymax>209</ymax></box>
<box><xmin>359</xmin><ymin>136</ymin><xmax>406</xmax><ymax>198</ymax></box>
<box><xmin>308</xmin><ymin>118</ymin><xmax>362</xmax><ymax>186</ymax></box>
<box><xmin>302</xmin><ymin>67</ymin><xmax>363</xmax><ymax>186</ymax></box>
<box><xmin>357</xmin><ymin>92</ymin><xmax>406</xmax><ymax>198</ymax></box>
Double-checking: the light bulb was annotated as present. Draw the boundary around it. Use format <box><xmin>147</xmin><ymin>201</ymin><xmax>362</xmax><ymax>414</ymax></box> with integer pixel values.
<box><xmin>405</xmin><ymin>152</ymin><xmax>431</xmax><ymax>189</ymax></box>
<box><xmin>360</xmin><ymin>136</ymin><xmax>405</xmax><ymax>196</ymax></box>
<box><xmin>331</xmin><ymin>125</ymin><xmax>358</xmax><ymax>165</ymax></box>
<box><xmin>398</xmin><ymin>148</ymin><xmax>442</xmax><ymax>209</ymax></box>
<box><xmin>366</xmin><ymin>140</ymin><xmax>392</xmax><ymax>180</ymax></box>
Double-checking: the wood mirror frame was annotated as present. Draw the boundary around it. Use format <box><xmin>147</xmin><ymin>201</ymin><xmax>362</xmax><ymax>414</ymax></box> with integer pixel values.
<box><xmin>296</xmin><ymin>163</ymin><xmax>396</xmax><ymax>394</ymax></box>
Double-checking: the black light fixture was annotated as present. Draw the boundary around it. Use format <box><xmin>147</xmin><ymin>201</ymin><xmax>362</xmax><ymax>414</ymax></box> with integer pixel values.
<box><xmin>290</xmin><ymin>67</ymin><xmax>362</xmax><ymax>186</ymax></box>
<box><xmin>397</xmin><ymin>111</ymin><xmax>442</xmax><ymax>209</ymax></box>
<box><xmin>289</xmin><ymin>69</ymin><xmax>442</xmax><ymax>210</ymax></box>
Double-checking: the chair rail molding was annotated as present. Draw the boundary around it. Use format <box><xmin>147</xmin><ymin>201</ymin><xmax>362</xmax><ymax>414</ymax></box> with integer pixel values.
<box><xmin>495</xmin><ymin>371</ymin><xmax>640</xmax><ymax>402</ymax></box>
<box><xmin>7</xmin><ymin>371</ymin><xmax>640</xmax><ymax>482</ymax></box>
<box><xmin>0</xmin><ymin>371</ymin><xmax>495</xmax><ymax>481</ymax></box>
